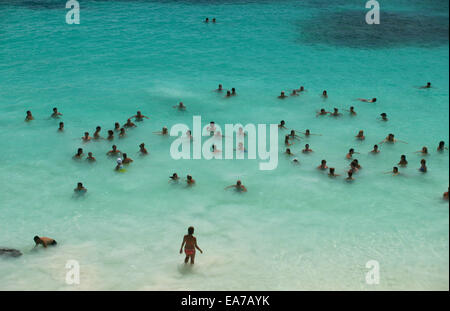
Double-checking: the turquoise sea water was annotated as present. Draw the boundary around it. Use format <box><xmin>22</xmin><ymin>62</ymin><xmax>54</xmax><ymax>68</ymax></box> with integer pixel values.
<box><xmin>0</xmin><ymin>0</ymin><xmax>448</xmax><ymax>290</ymax></box>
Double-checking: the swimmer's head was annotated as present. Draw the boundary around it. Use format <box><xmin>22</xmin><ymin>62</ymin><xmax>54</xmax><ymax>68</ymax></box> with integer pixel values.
<box><xmin>96</xmin><ymin>126</ymin><xmax>101</xmax><ymax>131</ymax></box>
<box><xmin>393</xmin><ymin>167</ymin><xmax>399</xmax><ymax>173</ymax></box>
<box><xmin>374</xmin><ymin>144</ymin><xmax>378</xmax><ymax>149</ymax></box>
<box><xmin>187</xmin><ymin>175</ymin><xmax>192</xmax><ymax>181</ymax></box>
<box><xmin>401</xmin><ymin>154</ymin><xmax>406</xmax><ymax>160</ymax></box>
<box><xmin>305</xmin><ymin>144</ymin><xmax>310</xmax><ymax>149</ymax></box>
<box><xmin>348</xmin><ymin>171</ymin><xmax>353</xmax><ymax>178</ymax></box>
<box><xmin>350</xmin><ymin>106</ymin><xmax>354</xmax><ymax>110</ymax></box>
<box><xmin>123</xmin><ymin>153</ymin><xmax>127</xmax><ymax>159</ymax></box>
<box><xmin>439</xmin><ymin>141</ymin><xmax>445</xmax><ymax>148</ymax></box>
<box><xmin>372</xmin><ymin>98</ymin><xmax>377</xmax><ymax>102</ymax></box>
<box><xmin>421</xmin><ymin>159</ymin><xmax>426</xmax><ymax>165</ymax></box>
<box><xmin>236</xmin><ymin>180</ymin><xmax>242</xmax><ymax>186</ymax></box>
<box><xmin>77</xmin><ymin>148</ymin><xmax>83</xmax><ymax>155</ymax></box>
<box><xmin>188</xmin><ymin>226</ymin><xmax>194</xmax><ymax>235</ymax></box>
<box><xmin>422</xmin><ymin>147</ymin><xmax>428</xmax><ymax>153</ymax></box>
<box><xmin>329</xmin><ymin>167</ymin><xmax>335</xmax><ymax>174</ymax></box>
<box><xmin>334</xmin><ymin>108</ymin><xmax>338</xmax><ymax>112</ymax></box>
<box><xmin>84</xmin><ymin>132</ymin><xmax>89</xmax><ymax>136</ymax></box>
<box><xmin>33</xmin><ymin>236</ymin><xmax>41</xmax><ymax>243</ymax></box>
<box><xmin>108</xmin><ymin>130</ymin><xmax>113</xmax><ymax>135</ymax></box>
<box><xmin>26</xmin><ymin>110</ymin><xmax>31</xmax><ymax>115</ymax></box>
<box><xmin>77</xmin><ymin>182</ymin><xmax>83</xmax><ymax>188</ymax></box>
<box><xmin>427</xmin><ymin>82</ymin><xmax>431</xmax><ymax>87</ymax></box>
<box><xmin>306</xmin><ymin>129</ymin><xmax>310</xmax><ymax>134</ymax></box>
<box><xmin>323</xmin><ymin>90</ymin><xmax>327</xmax><ymax>95</ymax></box>
<box><xmin>280</xmin><ymin>120</ymin><xmax>285</xmax><ymax>125</ymax></box>
<box><xmin>88</xmin><ymin>152</ymin><xmax>93</xmax><ymax>157</ymax></box>
<box><xmin>53</xmin><ymin>107</ymin><xmax>57</xmax><ymax>112</ymax></box>
<box><xmin>349</xmin><ymin>148</ymin><xmax>354</xmax><ymax>153</ymax></box>
<box><xmin>322</xmin><ymin>160</ymin><xmax>326</xmax><ymax>165</ymax></box>
<box><xmin>140</xmin><ymin>143</ymin><xmax>145</xmax><ymax>147</ymax></box>
<box><xmin>115</xmin><ymin>122</ymin><xmax>120</xmax><ymax>128</ymax></box>
<box><xmin>137</xmin><ymin>111</ymin><xmax>142</xmax><ymax>115</ymax></box>
<box><xmin>112</xmin><ymin>145</ymin><xmax>117</xmax><ymax>150</ymax></box>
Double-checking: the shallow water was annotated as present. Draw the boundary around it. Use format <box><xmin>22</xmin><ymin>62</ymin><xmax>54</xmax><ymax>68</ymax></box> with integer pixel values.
<box><xmin>0</xmin><ymin>0</ymin><xmax>448</xmax><ymax>290</ymax></box>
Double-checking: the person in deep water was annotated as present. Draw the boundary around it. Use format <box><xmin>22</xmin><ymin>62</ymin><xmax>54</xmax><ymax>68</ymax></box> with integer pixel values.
<box><xmin>34</xmin><ymin>236</ymin><xmax>57</xmax><ymax>248</ymax></box>
<box><xmin>225</xmin><ymin>180</ymin><xmax>247</xmax><ymax>192</ymax></box>
<box><xmin>74</xmin><ymin>182</ymin><xmax>87</xmax><ymax>194</ymax></box>
<box><xmin>180</xmin><ymin>226</ymin><xmax>203</xmax><ymax>265</ymax></box>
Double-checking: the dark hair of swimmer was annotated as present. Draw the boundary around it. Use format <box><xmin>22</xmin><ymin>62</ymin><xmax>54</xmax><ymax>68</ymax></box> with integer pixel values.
<box><xmin>77</xmin><ymin>182</ymin><xmax>83</xmax><ymax>187</ymax></box>
<box><xmin>96</xmin><ymin>126</ymin><xmax>101</xmax><ymax>130</ymax></box>
<box><xmin>329</xmin><ymin>168</ymin><xmax>335</xmax><ymax>174</ymax></box>
<box><xmin>115</xmin><ymin>122</ymin><xmax>120</xmax><ymax>128</ymax></box>
<box><xmin>237</xmin><ymin>180</ymin><xmax>242</xmax><ymax>186</ymax></box>
<box><xmin>123</xmin><ymin>153</ymin><xmax>128</xmax><ymax>159</ymax></box>
<box><xmin>439</xmin><ymin>141</ymin><xmax>445</xmax><ymax>148</ymax></box>
<box><xmin>381</xmin><ymin>113</ymin><xmax>387</xmax><ymax>117</ymax></box>
<box><xmin>53</xmin><ymin>107</ymin><xmax>57</xmax><ymax>112</ymax></box>
<box><xmin>34</xmin><ymin>236</ymin><xmax>40</xmax><ymax>243</ymax></box>
<box><xmin>421</xmin><ymin>159</ymin><xmax>426</xmax><ymax>164</ymax></box>
<box><xmin>226</xmin><ymin>90</ymin><xmax>231</xmax><ymax>96</ymax></box>
<box><xmin>322</xmin><ymin>160</ymin><xmax>326</xmax><ymax>164</ymax></box>
<box><xmin>205</xmin><ymin>18</ymin><xmax>209</xmax><ymax>22</ymax></box>
<box><xmin>170</xmin><ymin>173</ymin><xmax>178</xmax><ymax>179</ymax></box>
<box><xmin>393</xmin><ymin>167</ymin><xmax>399</xmax><ymax>173</ymax></box>
<box><xmin>112</xmin><ymin>145</ymin><xmax>117</xmax><ymax>149</ymax></box>
<box><xmin>280</xmin><ymin>120</ymin><xmax>285</xmax><ymax>125</ymax></box>
<box><xmin>77</xmin><ymin>148</ymin><xmax>83</xmax><ymax>154</ymax></box>
<box><xmin>187</xmin><ymin>175</ymin><xmax>192</xmax><ymax>180</ymax></box>
<box><xmin>231</xmin><ymin>88</ymin><xmax>236</xmax><ymax>93</ymax></box>
<box><xmin>348</xmin><ymin>171</ymin><xmax>353</xmax><ymax>178</ymax></box>
<box><xmin>188</xmin><ymin>226</ymin><xmax>194</xmax><ymax>235</ymax></box>
<box><xmin>349</xmin><ymin>148</ymin><xmax>354</xmax><ymax>153</ymax></box>
<box><xmin>84</xmin><ymin>132</ymin><xmax>89</xmax><ymax>136</ymax></box>
<box><xmin>427</xmin><ymin>82</ymin><xmax>431</xmax><ymax>87</ymax></box>
<box><xmin>372</xmin><ymin>98</ymin><xmax>377</xmax><ymax>102</ymax></box>
<box><xmin>323</xmin><ymin>90</ymin><xmax>327</xmax><ymax>95</ymax></box>
<box><xmin>140</xmin><ymin>143</ymin><xmax>145</xmax><ymax>147</ymax></box>
<box><xmin>108</xmin><ymin>130</ymin><xmax>113</xmax><ymax>134</ymax></box>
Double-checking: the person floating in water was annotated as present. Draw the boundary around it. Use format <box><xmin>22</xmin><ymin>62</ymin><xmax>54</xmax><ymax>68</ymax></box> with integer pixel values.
<box><xmin>278</xmin><ymin>120</ymin><xmax>287</xmax><ymax>129</ymax></box>
<box><xmin>154</xmin><ymin>126</ymin><xmax>168</xmax><ymax>135</ymax></box>
<box><xmin>302</xmin><ymin>144</ymin><xmax>313</xmax><ymax>153</ymax></box>
<box><xmin>379</xmin><ymin>133</ymin><xmax>407</xmax><ymax>144</ymax></box>
<box><xmin>169</xmin><ymin>173</ymin><xmax>179</xmax><ymax>183</ymax></box>
<box><xmin>34</xmin><ymin>236</ymin><xmax>57</xmax><ymax>248</ymax></box>
<box><xmin>301</xmin><ymin>129</ymin><xmax>322</xmax><ymax>137</ymax></box>
<box><xmin>25</xmin><ymin>110</ymin><xmax>34</xmax><ymax>121</ymax></box>
<box><xmin>384</xmin><ymin>167</ymin><xmax>400</xmax><ymax>176</ymax></box>
<box><xmin>330</xmin><ymin>108</ymin><xmax>342</xmax><ymax>117</ymax></box>
<box><xmin>119</xmin><ymin>128</ymin><xmax>126</xmax><ymax>138</ymax></box>
<box><xmin>370</xmin><ymin>145</ymin><xmax>380</xmax><ymax>154</ymax></box>
<box><xmin>124</xmin><ymin>119</ymin><xmax>136</xmax><ymax>128</ymax></box>
<box><xmin>51</xmin><ymin>107</ymin><xmax>63</xmax><ymax>118</ymax></box>
<box><xmin>289</xmin><ymin>130</ymin><xmax>301</xmax><ymax>141</ymax></box>
<box><xmin>212</xmin><ymin>18</ymin><xmax>216</xmax><ymax>23</ymax></box>
<box><xmin>437</xmin><ymin>141</ymin><xmax>448</xmax><ymax>152</ymax></box>
<box><xmin>122</xmin><ymin>153</ymin><xmax>133</xmax><ymax>164</ymax></box>
<box><xmin>139</xmin><ymin>143</ymin><xmax>148</xmax><ymax>155</ymax></box>
<box><xmin>285</xmin><ymin>148</ymin><xmax>294</xmax><ymax>156</ymax></box>
<box><xmin>296</xmin><ymin>86</ymin><xmax>305</xmax><ymax>92</ymax></box>
<box><xmin>130</xmin><ymin>111</ymin><xmax>149</xmax><ymax>121</ymax></box>
<box><xmin>86</xmin><ymin>152</ymin><xmax>96</xmax><ymax>162</ymax></box>
<box><xmin>316</xmin><ymin>108</ymin><xmax>330</xmax><ymax>116</ymax></box>
<box><xmin>318</xmin><ymin>160</ymin><xmax>328</xmax><ymax>170</ymax></box>
<box><xmin>419</xmin><ymin>159</ymin><xmax>427</xmax><ymax>173</ymax></box>
<box><xmin>284</xmin><ymin>135</ymin><xmax>293</xmax><ymax>146</ymax></box>
<box><xmin>173</xmin><ymin>102</ymin><xmax>186</xmax><ymax>110</ymax></box>
<box><xmin>322</xmin><ymin>90</ymin><xmax>328</xmax><ymax>98</ymax></box>
<box><xmin>115</xmin><ymin>158</ymin><xmax>124</xmax><ymax>171</ymax></box>
<box><xmin>107</xmin><ymin>130</ymin><xmax>114</xmax><ymax>140</ymax></box>
<box><xmin>58</xmin><ymin>122</ymin><xmax>64</xmax><ymax>132</ymax></box>
<box><xmin>346</xmin><ymin>148</ymin><xmax>359</xmax><ymax>159</ymax></box>
<box><xmin>415</xmin><ymin>147</ymin><xmax>428</xmax><ymax>156</ymax></box>
<box><xmin>380</xmin><ymin>113</ymin><xmax>388</xmax><ymax>121</ymax></box>
<box><xmin>419</xmin><ymin>82</ymin><xmax>431</xmax><ymax>89</ymax></box>
<box><xmin>355</xmin><ymin>130</ymin><xmax>365</xmax><ymax>140</ymax></box>
<box><xmin>82</xmin><ymin>132</ymin><xmax>92</xmax><ymax>142</ymax></box>
<box><xmin>73</xmin><ymin>148</ymin><xmax>84</xmax><ymax>160</ymax></box>
<box><xmin>347</xmin><ymin>106</ymin><xmax>357</xmax><ymax>116</ymax></box>
<box><xmin>225</xmin><ymin>180</ymin><xmax>247</xmax><ymax>192</ymax></box>
<box><xmin>215</xmin><ymin>84</ymin><xmax>223</xmax><ymax>92</ymax></box>
<box><xmin>204</xmin><ymin>17</ymin><xmax>209</xmax><ymax>23</ymax></box>
<box><xmin>278</xmin><ymin>91</ymin><xmax>288</xmax><ymax>99</ymax></box>
<box><xmin>93</xmin><ymin>126</ymin><xmax>102</xmax><ymax>140</ymax></box>
<box><xmin>114</xmin><ymin>122</ymin><xmax>121</xmax><ymax>132</ymax></box>
<box><xmin>231</xmin><ymin>88</ymin><xmax>237</xmax><ymax>96</ymax></box>
<box><xmin>346</xmin><ymin>171</ymin><xmax>354</xmax><ymax>181</ymax></box>
<box><xmin>328</xmin><ymin>167</ymin><xmax>340</xmax><ymax>177</ymax></box>
<box><xmin>74</xmin><ymin>182</ymin><xmax>87</xmax><ymax>194</ymax></box>
<box><xmin>357</xmin><ymin>98</ymin><xmax>377</xmax><ymax>103</ymax></box>
<box><xmin>398</xmin><ymin>155</ymin><xmax>408</xmax><ymax>167</ymax></box>
<box><xmin>186</xmin><ymin>175</ymin><xmax>196</xmax><ymax>186</ymax></box>
<box><xmin>180</xmin><ymin>226</ymin><xmax>203</xmax><ymax>265</ymax></box>
<box><xmin>107</xmin><ymin>145</ymin><xmax>122</xmax><ymax>157</ymax></box>
<box><xmin>290</xmin><ymin>90</ymin><xmax>299</xmax><ymax>96</ymax></box>
<box><xmin>225</xmin><ymin>90</ymin><xmax>232</xmax><ymax>97</ymax></box>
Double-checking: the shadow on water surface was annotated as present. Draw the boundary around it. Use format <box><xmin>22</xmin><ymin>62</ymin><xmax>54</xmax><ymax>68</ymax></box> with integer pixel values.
<box><xmin>297</xmin><ymin>10</ymin><xmax>449</xmax><ymax>49</ymax></box>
